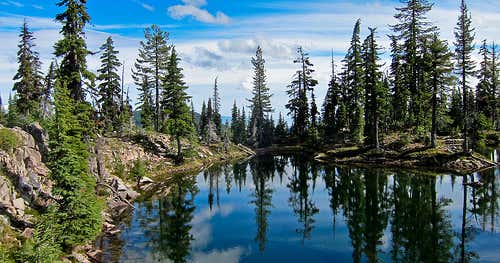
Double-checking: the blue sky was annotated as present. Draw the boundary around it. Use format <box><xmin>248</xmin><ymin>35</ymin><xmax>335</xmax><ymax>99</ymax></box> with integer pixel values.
<box><xmin>0</xmin><ymin>0</ymin><xmax>499</xmax><ymax>116</ymax></box>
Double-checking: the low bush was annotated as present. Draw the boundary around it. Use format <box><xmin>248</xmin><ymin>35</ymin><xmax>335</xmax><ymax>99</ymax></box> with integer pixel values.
<box><xmin>0</xmin><ymin>128</ymin><xmax>20</xmax><ymax>152</ymax></box>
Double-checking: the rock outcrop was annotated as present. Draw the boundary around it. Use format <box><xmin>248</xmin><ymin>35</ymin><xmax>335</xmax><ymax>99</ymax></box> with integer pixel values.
<box><xmin>0</xmin><ymin>125</ymin><xmax>53</xmax><ymax>228</ymax></box>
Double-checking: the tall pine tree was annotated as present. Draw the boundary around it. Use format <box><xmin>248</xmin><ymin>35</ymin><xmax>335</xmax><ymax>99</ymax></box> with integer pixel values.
<box><xmin>362</xmin><ymin>28</ymin><xmax>387</xmax><ymax>149</ymax></box>
<box><xmin>12</xmin><ymin>21</ymin><xmax>43</xmax><ymax>118</ymax></box>
<box><xmin>97</xmin><ymin>36</ymin><xmax>122</xmax><ymax>132</ymax></box>
<box><xmin>162</xmin><ymin>48</ymin><xmax>194</xmax><ymax>161</ymax></box>
<box><xmin>428</xmin><ymin>34</ymin><xmax>453</xmax><ymax>147</ymax></box>
<box><xmin>391</xmin><ymin>0</ymin><xmax>436</xmax><ymax>129</ymax></box>
<box><xmin>54</xmin><ymin>0</ymin><xmax>94</xmax><ymax>103</ymax></box>
<box><xmin>454</xmin><ymin>0</ymin><xmax>476</xmax><ymax>152</ymax></box>
<box><xmin>344</xmin><ymin>19</ymin><xmax>365</xmax><ymax>143</ymax></box>
<box><xmin>248</xmin><ymin>46</ymin><xmax>273</xmax><ymax>147</ymax></box>
<box><xmin>132</xmin><ymin>25</ymin><xmax>170</xmax><ymax>132</ymax></box>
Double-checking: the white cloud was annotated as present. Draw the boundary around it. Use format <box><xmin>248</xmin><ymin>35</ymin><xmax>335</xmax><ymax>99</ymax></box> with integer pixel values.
<box><xmin>190</xmin><ymin>247</ymin><xmax>246</xmax><ymax>263</ymax></box>
<box><xmin>131</xmin><ymin>0</ymin><xmax>155</xmax><ymax>12</ymax></box>
<box><xmin>168</xmin><ymin>0</ymin><xmax>230</xmax><ymax>25</ymax></box>
<box><xmin>31</xmin><ymin>4</ymin><xmax>44</xmax><ymax>10</ymax></box>
<box><xmin>1</xmin><ymin>1</ymin><xmax>23</xmax><ymax>8</ymax></box>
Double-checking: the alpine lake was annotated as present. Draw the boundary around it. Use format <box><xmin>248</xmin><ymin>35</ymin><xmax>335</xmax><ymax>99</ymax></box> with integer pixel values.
<box><xmin>97</xmin><ymin>150</ymin><xmax>500</xmax><ymax>263</ymax></box>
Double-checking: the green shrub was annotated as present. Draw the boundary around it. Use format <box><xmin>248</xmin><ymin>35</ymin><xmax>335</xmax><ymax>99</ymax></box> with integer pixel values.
<box><xmin>0</xmin><ymin>128</ymin><xmax>20</xmax><ymax>152</ymax></box>
<box><xmin>112</xmin><ymin>159</ymin><xmax>126</xmax><ymax>179</ymax></box>
<box><xmin>130</xmin><ymin>159</ymin><xmax>147</xmax><ymax>185</ymax></box>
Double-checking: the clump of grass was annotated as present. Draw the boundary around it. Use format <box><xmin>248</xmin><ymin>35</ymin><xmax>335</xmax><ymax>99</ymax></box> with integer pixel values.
<box><xmin>0</xmin><ymin>128</ymin><xmax>20</xmax><ymax>153</ymax></box>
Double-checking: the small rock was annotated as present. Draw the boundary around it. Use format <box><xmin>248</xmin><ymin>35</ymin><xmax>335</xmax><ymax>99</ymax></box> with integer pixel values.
<box><xmin>12</xmin><ymin>198</ymin><xmax>25</xmax><ymax>215</ymax></box>
<box><xmin>139</xmin><ymin>176</ymin><xmax>154</xmax><ymax>184</ymax></box>
<box><xmin>22</xmin><ymin>227</ymin><xmax>34</xmax><ymax>238</ymax></box>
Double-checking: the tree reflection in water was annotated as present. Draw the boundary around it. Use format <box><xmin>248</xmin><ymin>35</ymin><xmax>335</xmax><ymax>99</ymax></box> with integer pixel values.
<box><xmin>100</xmin><ymin>154</ymin><xmax>500</xmax><ymax>262</ymax></box>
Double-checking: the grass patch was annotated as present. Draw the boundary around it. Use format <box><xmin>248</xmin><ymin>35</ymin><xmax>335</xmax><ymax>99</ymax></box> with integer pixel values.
<box><xmin>0</xmin><ymin>128</ymin><xmax>20</xmax><ymax>152</ymax></box>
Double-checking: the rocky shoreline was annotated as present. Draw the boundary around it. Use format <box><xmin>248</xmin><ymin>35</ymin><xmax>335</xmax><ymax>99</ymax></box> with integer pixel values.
<box><xmin>0</xmin><ymin>124</ymin><xmax>254</xmax><ymax>262</ymax></box>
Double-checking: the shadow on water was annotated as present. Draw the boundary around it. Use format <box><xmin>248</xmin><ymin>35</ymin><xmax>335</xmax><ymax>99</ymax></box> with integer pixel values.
<box><xmin>99</xmin><ymin>152</ymin><xmax>500</xmax><ymax>263</ymax></box>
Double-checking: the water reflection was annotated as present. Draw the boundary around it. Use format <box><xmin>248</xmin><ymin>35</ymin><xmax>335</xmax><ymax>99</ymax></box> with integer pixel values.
<box><xmin>100</xmin><ymin>155</ymin><xmax>500</xmax><ymax>263</ymax></box>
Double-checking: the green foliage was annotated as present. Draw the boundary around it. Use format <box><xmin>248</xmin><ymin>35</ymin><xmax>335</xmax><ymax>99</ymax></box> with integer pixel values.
<box><xmin>97</xmin><ymin>36</ymin><xmax>122</xmax><ymax>133</ymax></box>
<box><xmin>48</xmin><ymin>82</ymin><xmax>103</xmax><ymax>250</ymax></box>
<box><xmin>113</xmin><ymin>158</ymin><xmax>126</xmax><ymax>179</ymax></box>
<box><xmin>162</xmin><ymin>48</ymin><xmax>195</xmax><ymax>160</ymax></box>
<box><xmin>0</xmin><ymin>128</ymin><xmax>20</xmax><ymax>152</ymax></box>
<box><xmin>18</xmin><ymin>206</ymin><xmax>63</xmax><ymax>263</ymax></box>
<box><xmin>130</xmin><ymin>159</ymin><xmax>147</xmax><ymax>184</ymax></box>
<box><xmin>132</xmin><ymin>24</ymin><xmax>170</xmax><ymax>132</ymax></box>
<box><xmin>54</xmin><ymin>0</ymin><xmax>95</xmax><ymax>102</ymax></box>
<box><xmin>12</xmin><ymin>21</ymin><xmax>44</xmax><ymax>119</ymax></box>
<box><xmin>248</xmin><ymin>46</ymin><xmax>273</xmax><ymax>147</ymax></box>
<box><xmin>286</xmin><ymin>47</ymin><xmax>317</xmax><ymax>141</ymax></box>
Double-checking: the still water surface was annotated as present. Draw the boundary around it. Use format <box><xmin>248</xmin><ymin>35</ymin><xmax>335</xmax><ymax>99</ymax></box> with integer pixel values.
<box><xmin>100</xmin><ymin>154</ymin><xmax>500</xmax><ymax>263</ymax></box>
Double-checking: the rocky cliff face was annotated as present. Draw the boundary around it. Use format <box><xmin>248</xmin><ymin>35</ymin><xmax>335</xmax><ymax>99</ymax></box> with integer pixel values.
<box><xmin>0</xmin><ymin>124</ymin><xmax>53</xmax><ymax>230</ymax></box>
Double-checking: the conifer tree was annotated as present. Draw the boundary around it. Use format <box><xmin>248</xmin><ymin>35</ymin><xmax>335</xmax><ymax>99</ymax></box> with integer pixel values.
<box><xmin>391</xmin><ymin>0</ymin><xmax>436</xmax><ymax>129</ymax></box>
<box><xmin>200</xmin><ymin>100</ymin><xmax>207</xmax><ymax>137</ymax></box>
<box><xmin>389</xmin><ymin>35</ymin><xmax>408</xmax><ymax>129</ymax></box>
<box><xmin>136</xmin><ymin>75</ymin><xmax>153</xmax><ymax>130</ymax></box>
<box><xmin>54</xmin><ymin>0</ymin><xmax>94</xmax><ymax>103</ymax></box>
<box><xmin>362</xmin><ymin>28</ymin><xmax>387</xmax><ymax>149</ymax></box>
<box><xmin>162</xmin><ymin>48</ymin><xmax>194</xmax><ymax>161</ymax></box>
<box><xmin>41</xmin><ymin>61</ymin><xmax>56</xmax><ymax>120</ymax></box>
<box><xmin>231</xmin><ymin>101</ymin><xmax>240</xmax><ymax>144</ymax></box>
<box><xmin>240</xmin><ymin>107</ymin><xmax>247</xmax><ymax>144</ymax></box>
<box><xmin>45</xmin><ymin>0</ymin><xmax>102</xmax><ymax>250</ymax></box>
<box><xmin>0</xmin><ymin>96</ymin><xmax>5</xmax><ymax>125</ymax></box>
<box><xmin>344</xmin><ymin>19</ymin><xmax>365</xmax><ymax>143</ymax></box>
<box><xmin>449</xmin><ymin>87</ymin><xmax>463</xmax><ymax>133</ymax></box>
<box><xmin>97</xmin><ymin>36</ymin><xmax>122</xmax><ymax>132</ymax></box>
<box><xmin>454</xmin><ymin>0</ymin><xmax>476</xmax><ymax>152</ymax></box>
<box><xmin>132</xmin><ymin>25</ymin><xmax>170</xmax><ymax>132</ymax></box>
<box><xmin>212</xmin><ymin>77</ymin><xmax>222</xmax><ymax>135</ymax></box>
<box><xmin>13</xmin><ymin>21</ymin><xmax>43</xmax><ymax>118</ymax></box>
<box><xmin>274</xmin><ymin>112</ymin><xmax>288</xmax><ymax>143</ymax></box>
<box><xmin>322</xmin><ymin>54</ymin><xmax>342</xmax><ymax>142</ymax></box>
<box><xmin>286</xmin><ymin>47</ymin><xmax>317</xmax><ymax>141</ymax></box>
<box><xmin>248</xmin><ymin>46</ymin><xmax>273</xmax><ymax>147</ymax></box>
<box><xmin>428</xmin><ymin>34</ymin><xmax>453</xmax><ymax>147</ymax></box>
<box><xmin>492</xmin><ymin>43</ymin><xmax>499</xmax><ymax>129</ymax></box>
<box><xmin>48</xmin><ymin>82</ymin><xmax>102</xmax><ymax>250</ymax></box>
<box><xmin>191</xmin><ymin>100</ymin><xmax>197</xmax><ymax>132</ymax></box>
<box><xmin>476</xmin><ymin>40</ymin><xmax>492</xmax><ymax>119</ymax></box>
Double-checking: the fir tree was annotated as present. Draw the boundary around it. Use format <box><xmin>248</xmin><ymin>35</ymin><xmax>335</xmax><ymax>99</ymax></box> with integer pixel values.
<box><xmin>454</xmin><ymin>0</ymin><xmax>476</xmax><ymax>152</ymax></box>
<box><xmin>322</xmin><ymin>53</ymin><xmax>342</xmax><ymax>143</ymax></box>
<box><xmin>41</xmin><ymin>61</ymin><xmax>56</xmax><ymax>120</ymax></box>
<box><xmin>344</xmin><ymin>19</ymin><xmax>365</xmax><ymax>143</ymax></box>
<box><xmin>362</xmin><ymin>28</ymin><xmax>387</xmax><ymax>149</ymax></box>
<box><xmin>136</xmin><ymin>75</ymin><xmax>153</xmax><ymax>130</ymax></box>
<box><xmin>286</xmin><ymin>47</ymin><xmax>317</xmax><ymax>141</ymax></box>
<box><xmin>132</xmin><ymin>25</ymin><xmax>170</xmax><ymax>132</ymax></box>
<box><xmin>13</xmin><ymin>21</ymin><xmax>44</xmax><ymax>118</ymax></box>
<box><xmin>54</xmin><ymin>0</ymin><xmax>94</xmax><ymax>103</ymax></box>
<box><xmin>428</xmin><ymin>34</ymin><xmax>453</xmax><ymax>147</ymax></box>
<box><xmin>391</xmin><ymin>0</ymin><xmax>436</xmax><ymax>129</ymax></box>
<box><xmin>231</xmin><ymin>101</ymin><xmax>240</xmax><ymax>144</ymax></box>
<box><xmin>240</xmin><ymin>107</ymin><xmax>247</xmax><ymax>144</ymax></box>
<box><xmin>48</xmin><ymin>82</ymin><xmax>102</xmax><ymax>250</ymax></box>
<box><xmin>200</xmin><ymin>100</ymin><xmax>207</xmax><ymax>138</ymax></box>
<box><xmin>492</xmin><ymin>43</ymin><xmax>499</xmax><ymax>129</ymax></box>
<box><xmin>476</xmin><ymin>40</ymin><xmax>492</xmax><ymax>119</ymax></box>
<box><xmin>97</xmin><ymin>36</ymin><xmax>122</xmax><ymax>132</ymax></box>
<box><xmin>389</xmin><ymin>35</ymin><xmax>408</xmax><ymax>129</ymax></box>
<box><xmin>162</xmin><ymin>48</ymin><xmax>194</xmax><ymax>161</ymax></box>
<box><xmin>212</xmin><ymin>77</ymin><xmax>222</xmax><ymax>135</ymax></box>
<box><xmin>248</xmin><ymin>46</ymin><xmax>273</xmax><ymax>147</ymax></box>
<box><xmin>0</xmin><ymin>96</ymin><xmax>5</xmax><ymax>125</ymax></box>
<box><xmin>449</xmin><ymin>87</ymin><xmax>463</xmax><ymax>133</ymax></box>
<box><xmin>274</xmin><ymin>112</ymin><xmax>288</xmax><ymax>143</ymax></box>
